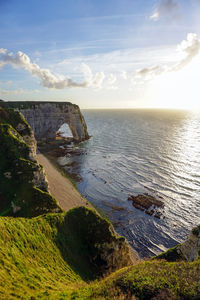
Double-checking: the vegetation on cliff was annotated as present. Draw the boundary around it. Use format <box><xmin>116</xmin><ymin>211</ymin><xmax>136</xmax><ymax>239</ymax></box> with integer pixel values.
<box><xmin>0</xmin><ymin>210</ymin><xmax>199</xmax><ymax>300</ymax></box>
<box><xmin>0</xmin><ymin>210</ymin><xmax>199</xmax><ymax>299</ymax></box>
<box><xmin>0</xmin><ymin>106</ymin><xmax>61</xmax><ymax>216</ymax></box>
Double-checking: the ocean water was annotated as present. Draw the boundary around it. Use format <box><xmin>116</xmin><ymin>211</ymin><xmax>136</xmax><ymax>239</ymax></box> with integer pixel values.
<box><xmin>61</xmin><ymin>109</ymin><xmax>200</xmax><ymax>258</ymax></box>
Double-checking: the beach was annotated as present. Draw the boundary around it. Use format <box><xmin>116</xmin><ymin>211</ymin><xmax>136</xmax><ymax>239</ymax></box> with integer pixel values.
<box><xmin>37</xmin><ymin>153</ymin><xmax>90</xmax><ymax>211</ymax></box>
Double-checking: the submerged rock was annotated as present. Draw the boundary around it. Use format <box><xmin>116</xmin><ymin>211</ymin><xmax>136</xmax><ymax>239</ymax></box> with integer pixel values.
<box><xmin>128</xmin><ymin>193</ymin><xmax>164</xmax><ymax>218</ymax></box>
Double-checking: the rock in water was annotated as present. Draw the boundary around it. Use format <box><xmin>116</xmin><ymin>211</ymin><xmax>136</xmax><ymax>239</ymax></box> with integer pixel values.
<box><xmin>128</xmin><ymin>193</ymin><xmax>164</xmax><ymax>218</ymax></box>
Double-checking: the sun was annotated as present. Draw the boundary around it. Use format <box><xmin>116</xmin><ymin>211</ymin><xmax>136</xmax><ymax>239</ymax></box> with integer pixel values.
<box><xmin>151</xmin><ymin>55</ymin><xmax>200</xmax><ymax>110</ymax></box>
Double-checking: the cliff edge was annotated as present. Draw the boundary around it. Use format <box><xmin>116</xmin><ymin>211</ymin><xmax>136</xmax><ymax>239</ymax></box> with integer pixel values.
<box><xmin>0</xmin><ymin>106</ymin><xmax>62</xmax><ymax>217</ymax></box>
<box><xmin>0</xmin><ymin>101</ymin><xmax>89</xmax><ymax>142</ymax></box>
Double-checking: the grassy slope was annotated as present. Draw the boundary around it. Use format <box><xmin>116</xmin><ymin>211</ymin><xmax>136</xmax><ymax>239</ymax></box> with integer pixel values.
<box><xmin>0</xmin><ymin>208</ymin><xmax>123</xmax><ymax>300</ymax></box>
<box><xmin>0</xmin><ymin>211</ymin><xmax>199</xmax><ymax>300</ymax></box>
<box><xmin>84</xmin><ymin>259</ymin><xmax>200</xmax><ymax>300</ymax></box>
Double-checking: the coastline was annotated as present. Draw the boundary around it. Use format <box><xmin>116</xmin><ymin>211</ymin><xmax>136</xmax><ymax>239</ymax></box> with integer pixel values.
<box><xmin>37</xmin><ymin>153</ymin><xmax>91</xmax><ymax>211</ymax></box>
<box><xmin>37</xmin><ymin>146</ymin><xmax>140</xmax><ymax>263</ymax></box>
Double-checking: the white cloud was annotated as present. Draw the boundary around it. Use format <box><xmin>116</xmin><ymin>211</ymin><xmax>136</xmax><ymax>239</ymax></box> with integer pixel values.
<box><xmin>0</xmin><ymin>88</ymin><xmax>39</xmax><ymax>95</ymax></box>
<box><xmin>150</xmin><ymin>0</ymin><xmax>179</xmax><ymax>21</ymax></box>
<box><xmin>0</xmin><ymin>48</ymin><xmax>7</xmax><ymax>54</ymax></box>
<box><xmin>135</xmin><ymin>33</ymin><xmax>200</xmax><ymax>80</ymax></box>
<box><xmin>172</xmin><ymin>33</ymin><xmax>200</xmax><ymax>71</ymax></box>
<box><xmin>120</xmin><ymin>71</ymin><xmax>127</xmax><ymax>80</ymax></box>
<box><xmin>92</xmin><ymin>72</ymin><xmax>105</xmax><ymax>88</ymax></box>
<box><xmin>107</xmin><ymin>73</ymin><xmax>117</xmax><ymax>85</ymax></box>
<box><xmin>0</xmin><ymin>50</ymin><xmax>105</xmax><ymax>89</ymax></box>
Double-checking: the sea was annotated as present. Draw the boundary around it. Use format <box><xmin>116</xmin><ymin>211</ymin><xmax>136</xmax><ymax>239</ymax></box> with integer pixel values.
<box><xmin>59</xmin><ymin>109</ymin><xmax>200</xmax><ymax>258</ymax></box>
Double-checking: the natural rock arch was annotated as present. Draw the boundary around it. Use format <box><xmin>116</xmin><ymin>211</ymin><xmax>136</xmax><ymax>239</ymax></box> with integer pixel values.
<box><xmin>0</xmin><ymin>101</ymin><xmax>89</xmax><ymax>142</ymax></box>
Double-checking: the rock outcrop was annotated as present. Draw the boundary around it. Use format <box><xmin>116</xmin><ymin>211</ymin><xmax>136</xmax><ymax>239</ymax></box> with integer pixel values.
<box><xmin>177</xmin><ymin>225</ymin><xmax>200</xmax><ymax>261</ymax></box>
<box><xmin>155</xmin><ymin>225</ymin><xmax>200</xmax><ymax>262</ymax></box>
<box><xmin>0</xmin><ymin>101</ymin><xmax>89</xmax><ymax>142</ymax></box>
<box><xmin>64</xmin><ymin>206</ymin><xmax>134</xmax><ymax>276</ymax></box>
<box><xmin>128</xmin><ymin>193</ymin><xmax>164</xmax><ymax>219</ymax></box>
<box><xmin>0</xmin><ymin>106</ymin><xmax>62</xmax><ymax>217</ymax></box>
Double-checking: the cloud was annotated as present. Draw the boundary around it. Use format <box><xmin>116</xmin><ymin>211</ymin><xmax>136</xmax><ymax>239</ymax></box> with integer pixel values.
<box><xmin>172</xmin><ymin>33</ymin><xmax>200</xmax><ymax>71</ymax></box>
<box><xmin>0</xmin><ymin>48</ymin><xmax>7</xmax><ymax>54</ymax></box>
<box><xmin>0</xmin><ymin>88</ymin><xmax>39</xmax><ymax>95</ymax></box>
<box><xmin>0</xmin><ymin>50</ymin><xmax>105</xmax><ymax>89</ymax></box>
<box><xmin>92</xmin><ymin>72</ymin><xmax>105</xmax><ymax>88</ymax></box>
<box><xmin>135</xmin><ymin>65</ymin><xmax>166</xmax><ymax>80</ymax></box>
<box><xmin>135</xmin><ymin>33</ymin><xmax>200</xmax><ymax>80</ymax></box>
<box><xmin>150</xmin><ymin>0</ymin><xmax>179</xmax><ymax>21</ymax></box>
<box><xmin>107</xmin><ymin>73</ymin><xmax>117</xmax><ymax>85</ymax></box>
<box><xmin>120</xmin><ymin>71</ymin><xmax>127</xmax><ymax>80</ymax></box>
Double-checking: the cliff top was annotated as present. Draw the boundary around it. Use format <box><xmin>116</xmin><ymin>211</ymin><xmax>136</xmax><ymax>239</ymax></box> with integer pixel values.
<box><xmin>0</xmin><ymin>100</ymin><xmax>79</xmax><ymax>109</ymax></box>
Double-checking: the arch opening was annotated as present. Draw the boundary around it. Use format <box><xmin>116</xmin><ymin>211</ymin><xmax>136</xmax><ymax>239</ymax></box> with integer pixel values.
<box><xmin>56</xmin><ymin>123</ymin><xmax>73</xmax><ymax>142</ymax></box>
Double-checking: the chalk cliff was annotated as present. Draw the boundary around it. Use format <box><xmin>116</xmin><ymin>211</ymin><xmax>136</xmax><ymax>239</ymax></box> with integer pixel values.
<box><xmin>177</xmin><ymin>225</ymin><xmax>200</xmax><ymax>261</ymax></box>
<box><xmin>0</xmin><ymin>101</ymin><xmax>89</xmax><ymax>142</ymax></box>
<box><xmin>155</xmin><ymin>225</ymin><xmax>200</xmax><ymax>263</ymax></box>
<box><xmin>0</xmin><ymin>105</ymin><xmax>62</xmax><ymax>217</ymax></box>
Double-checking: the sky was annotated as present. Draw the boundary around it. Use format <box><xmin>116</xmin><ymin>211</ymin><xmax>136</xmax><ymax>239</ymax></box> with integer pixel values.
<box><xmin>1</xmin><ymin>0</ymin><xmax>200</xmax><ymax>109</ymax></box>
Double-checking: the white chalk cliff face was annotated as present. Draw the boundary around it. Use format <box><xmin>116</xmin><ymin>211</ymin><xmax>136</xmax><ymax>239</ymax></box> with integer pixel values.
<box><xmin>5</xmin><ymin>101</ymin><xmax>89</xmax><ymax>142</ymax></box>
<box><xmin>177</xmin><ymin>227</ymin><xmax>200</xmax><ymax>261</ymax></box>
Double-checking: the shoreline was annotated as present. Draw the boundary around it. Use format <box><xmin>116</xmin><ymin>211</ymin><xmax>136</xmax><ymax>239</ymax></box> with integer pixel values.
<box><xmin>37</xmin><ymin>152</ymin><xmax>92</xmax><ymax>211</ymax></box>
<box><xmin>37</xmin><ymin>143</ymin><xmax>140</xmax><ymax>262</ymax></box>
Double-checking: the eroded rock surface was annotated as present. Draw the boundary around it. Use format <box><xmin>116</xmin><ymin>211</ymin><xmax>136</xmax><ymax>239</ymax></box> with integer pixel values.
<box><xmin>0</xmin><ymin>106</ymin><xmax>62</xmax><ymax>217</ymax></box>
<box><xmin>0</xmin><ymin>101</ymin><xmax>89</xmax><ymax>142</ymax></box>
<box><xmin>128</xmin><ymin>193</ymin><xmax>164</xmax><ymax>219</ymax></box>
<box><xmin>177</xmin><ymin>226</ymin><xmax>200</xmax><ymax>261</ymax></box>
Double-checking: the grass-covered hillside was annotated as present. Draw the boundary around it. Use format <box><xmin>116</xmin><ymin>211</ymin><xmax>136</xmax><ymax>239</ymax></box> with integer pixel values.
<box><xmin>0</xmin><ymin>210</ymin><xmax>199</xmax><ymax>299</ymax></box>
<box><xmin>0</xmin><ymin>207</ymin><xmax>132</xmax><ymax>299</ymax></box>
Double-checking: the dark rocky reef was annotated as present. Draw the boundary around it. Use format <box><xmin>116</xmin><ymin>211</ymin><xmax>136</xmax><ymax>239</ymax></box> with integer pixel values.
<box><xmin>0</xmin><ymin>101</ymin><xmax>89</xmax><ymax>142</ymax></box>
<box><xmin>128</xmin><ymin>193</ymin><xmax>164</xmax><ymax>219</ymax></box>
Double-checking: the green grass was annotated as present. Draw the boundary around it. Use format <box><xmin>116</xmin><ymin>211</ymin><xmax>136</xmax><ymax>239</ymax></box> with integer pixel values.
<box><xmin>1</xmin><ymin>211</ymin><xmax>199</xmax><ymax>300</ymax></box>
<box><xmin>0</xmin><ymin>213</ymin><xmax>85</xmax><ymax>300</ymax></box>
<box><xmin>0</xmin><ymin>207</ymin><xmax>129</xmax><ymax>299</ymax></box>
<box><xmin>89</xmin><ymin>259</ymin><xmax>200</xmax><ymax>300</ymax></box>
<box><xmin>153</xmin><ymin>244</ymin><xmax>182</xmax><ymax>262</ymax></box>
